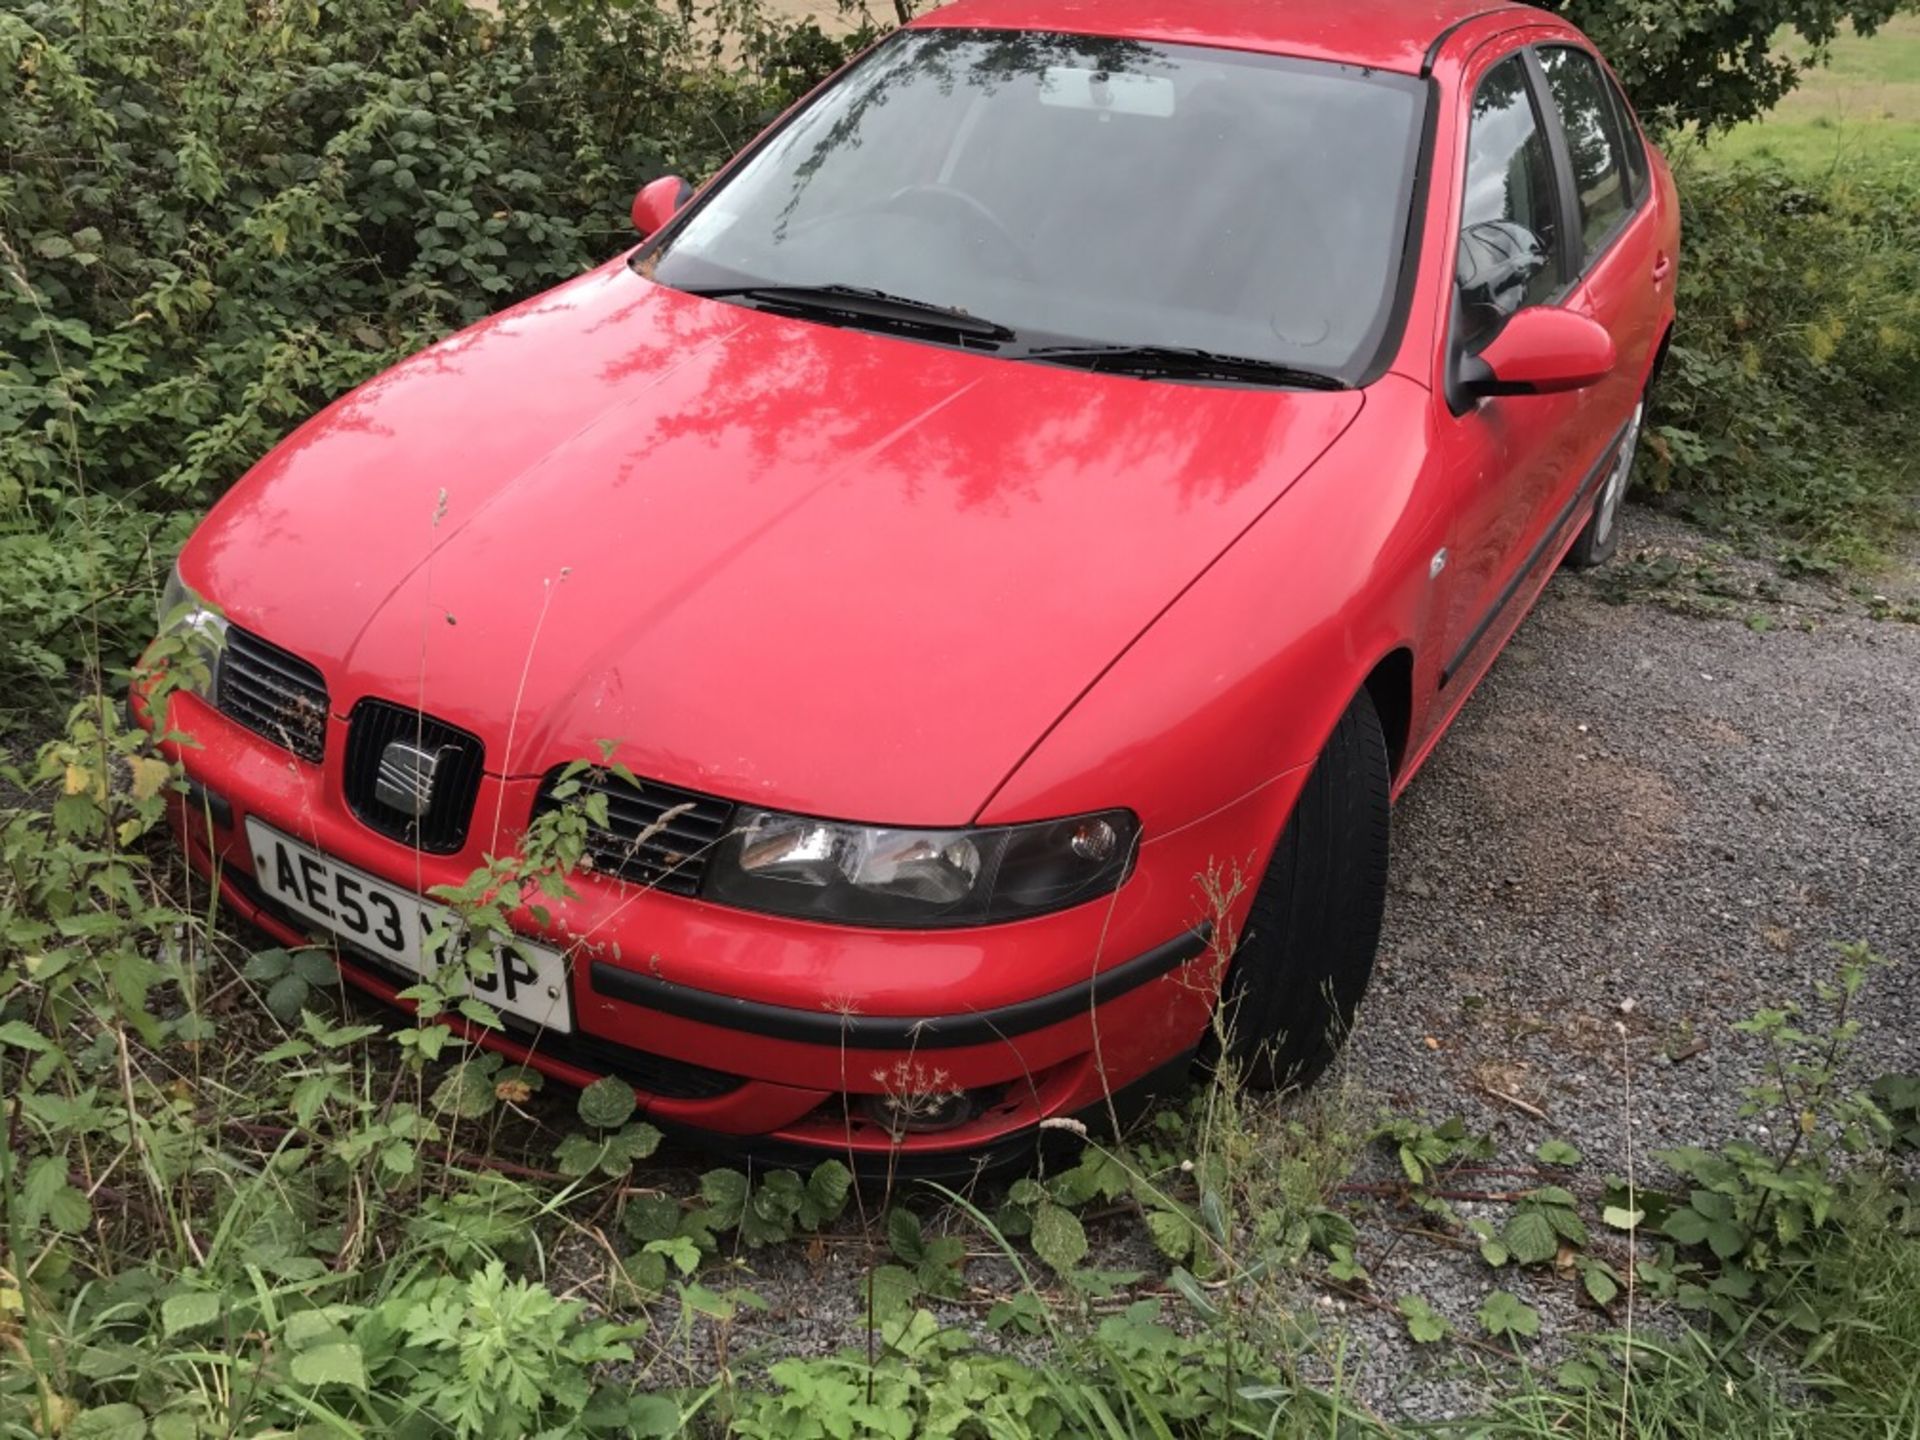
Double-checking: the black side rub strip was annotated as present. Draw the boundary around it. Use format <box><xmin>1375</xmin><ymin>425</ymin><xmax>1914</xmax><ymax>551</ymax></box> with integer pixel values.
<box><xmin>589</xmin><ymin>924</ymin><xmax>1214</xmax><ymax>1050</ymax></box>
<box><xmin>1441</xmin><ymin>418</ymin><xmax>1633</xmax><ymax>689</ymax></box>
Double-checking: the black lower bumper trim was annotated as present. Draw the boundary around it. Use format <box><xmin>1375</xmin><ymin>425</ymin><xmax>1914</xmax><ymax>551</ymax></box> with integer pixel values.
<box><xmin>589</xmin><ymin>923</ymin><xmax>1215</xmax><ymax>1051</ymax></box>
<box><xmin>662</xmin><ymin>1046</ymin><xmax>1203</xmax><ymax>1185</ymax></box>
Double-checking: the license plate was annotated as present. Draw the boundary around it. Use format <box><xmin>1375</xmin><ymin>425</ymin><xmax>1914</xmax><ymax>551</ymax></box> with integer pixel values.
<box><xmin>244</xmin><ymin>818</ymin><xmax>574</xmax><ymax>1035</ymax></box>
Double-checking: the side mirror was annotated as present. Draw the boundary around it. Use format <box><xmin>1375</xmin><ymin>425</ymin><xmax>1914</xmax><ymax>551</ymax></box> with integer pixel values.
<box><xmin>1460</xmin><ymin>307</ymin><xmax>1615</xmax><ymax>400</ymax></box>
<box><xmin>632</xmin><ymin>175</ymin><xmax>693</xmax><ymax>240</ymax></box>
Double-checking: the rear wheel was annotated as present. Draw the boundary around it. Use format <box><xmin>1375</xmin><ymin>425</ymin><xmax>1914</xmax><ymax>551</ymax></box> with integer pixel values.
<box><xmin>1565</xmin><ymin>399</ymin><xmax>1644</xmax><ymax>569</ymax></box>
<box><xmin>1214</xmin><ymin>689</ymin><xmax>1391</xmax><ymax>1091</ymax></box>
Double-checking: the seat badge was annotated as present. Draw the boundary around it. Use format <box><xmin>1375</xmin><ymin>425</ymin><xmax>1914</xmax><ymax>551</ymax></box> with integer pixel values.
<box><xmin>374</xmin><ymin>740</ymin><xmax>447</xmax><ymax>818</ymax></box>
<box><xmin>1430</xmin><ymin>547</ymin><xmax>1449</xmax><ymax>580</ymax></box>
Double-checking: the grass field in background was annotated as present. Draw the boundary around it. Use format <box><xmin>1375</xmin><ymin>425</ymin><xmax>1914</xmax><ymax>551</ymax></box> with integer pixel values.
<box><xmin>1704</xmin><ymin>13</ymin><xmax>1920</xmax><ymax>173</ymax></box>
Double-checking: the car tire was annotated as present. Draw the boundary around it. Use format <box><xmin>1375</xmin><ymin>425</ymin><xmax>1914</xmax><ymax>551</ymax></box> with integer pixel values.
<box><xmin>1564</xmin><ymin>398</ymin><xmax>1645</xmax><ymax>569</ymax></box>
<box><xmin>1213</xmin><ymin>687</ymin><xmax>1390</xmax><ymax>1091</ymax></box>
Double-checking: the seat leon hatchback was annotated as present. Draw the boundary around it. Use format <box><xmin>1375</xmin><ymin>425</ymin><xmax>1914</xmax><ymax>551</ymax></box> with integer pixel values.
<box><xmin>137</xmin><ymin>0</ymin><xmax>1678</xmax><ymax>1171</ymax></box>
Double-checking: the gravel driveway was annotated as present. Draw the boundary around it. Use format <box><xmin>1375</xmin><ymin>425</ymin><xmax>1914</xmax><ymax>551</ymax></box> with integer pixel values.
<box><xmin>1360</xmin><ymin>510</ymin><xmax>1918</xmax><ymax>1144</ymax></box>
<box><xmin>587</xmin><ymin>507</ymin><xmax>1920</xmax><ymax>1414</ymax></box>
<box><xmin>1323</xmin><ymin>507</ymin><xmax>1920</xmax><ymax>1416</ymax></box>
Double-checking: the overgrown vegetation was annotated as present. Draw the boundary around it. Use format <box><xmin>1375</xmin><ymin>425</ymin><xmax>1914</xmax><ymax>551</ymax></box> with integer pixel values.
<box><xmin>4</xmin><ymin>679</ymin><xmax>1916</xmax><ymax>1432</ymax></box>
<box><xmin>1645</xmin><ymin>161</ymin><xmax>1920</xmax><ymax>564</ymax></box>
<box><xmin>3</xmin><ymin>0</ymin><xmax>1918</xmax><ymax>1435</ymax></box>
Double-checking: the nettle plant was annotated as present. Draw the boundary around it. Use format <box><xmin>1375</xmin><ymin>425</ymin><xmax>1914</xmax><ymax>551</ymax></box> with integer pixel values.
<box><xmin>0</xmin><ymin>670</ymin><xmax>697</xmax><ymax>1432</ymax></box>
<box><xmin>1352</xmin><ymin>945</ymin><xmax>1913</xmax><ymax>1362</ymax></box>
<box><xmin>1635</xmin><ymin>944</ymin><xmax>1911</xmax><ymax>1347</ymax></box>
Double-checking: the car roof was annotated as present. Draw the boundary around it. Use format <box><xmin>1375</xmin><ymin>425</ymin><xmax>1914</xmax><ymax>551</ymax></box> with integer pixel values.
<box><xmin>909</xmin><ymin>0</ymin><xmax>1542</xmax><ymax>74</ymax></box>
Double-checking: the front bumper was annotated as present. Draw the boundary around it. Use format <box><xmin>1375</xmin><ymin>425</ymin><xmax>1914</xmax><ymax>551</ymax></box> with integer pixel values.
<box><xmin>147</xmin><ymin>689</ymin><xmax>1301</xmax><ymax>1159</ymax></box>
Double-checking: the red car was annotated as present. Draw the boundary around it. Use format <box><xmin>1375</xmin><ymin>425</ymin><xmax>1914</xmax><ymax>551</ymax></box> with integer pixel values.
<box><xmin>137</xmin><ymin>0</ymin><xmax>1677</xmax><ymax>1171</ymax></box>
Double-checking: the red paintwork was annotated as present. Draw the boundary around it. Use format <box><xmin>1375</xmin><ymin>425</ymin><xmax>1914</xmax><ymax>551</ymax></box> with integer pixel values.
<box><xmin>1477</xmin><ymin>308</ymin><xmax>1617</xmax><ymax>395</ymax></box>
<box><xmin>138</xmin><ymin>0</ymin><xmax>1680</xmax><ymax>1161</ymax></box>
<box><xmin>907</xmin><ymin>0</ymin><xmax>1527</xmax><ymax>74</ymax></box>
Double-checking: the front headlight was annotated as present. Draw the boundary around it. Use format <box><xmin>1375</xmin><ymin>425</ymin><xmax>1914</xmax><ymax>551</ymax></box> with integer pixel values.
<box><xmin>704</xmin><ymin>807</ymin><xmax>1140</xmax><ymax>927</ymax></box>
<box><xmin>146</xmin><ymin>564</ymin><xmax>229</xmax><ymax>701</ymax></box>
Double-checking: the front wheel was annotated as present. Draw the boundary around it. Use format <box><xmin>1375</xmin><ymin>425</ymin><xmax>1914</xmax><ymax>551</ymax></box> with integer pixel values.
<box><xmin>1565</xmin><ymin>399</ymin><xmax>1644</xmax><ymax>569</ymax></box>
<box><xmin>1213</xmin><ymin>688</ymin><xmax>1390</xmax><ymax>1091</ymax></box>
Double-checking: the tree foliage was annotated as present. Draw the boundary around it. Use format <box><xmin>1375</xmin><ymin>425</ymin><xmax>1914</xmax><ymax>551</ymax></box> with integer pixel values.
<box><xmin>1547</xmin><ymin>0</ymin><xmax>1912</xmax><ymax>133</ymax></box>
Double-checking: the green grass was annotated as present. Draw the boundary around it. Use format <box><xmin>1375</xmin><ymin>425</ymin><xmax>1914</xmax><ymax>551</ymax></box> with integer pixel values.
<box><xmin>1706</xmin><ymin>15</ymin><xmax>1920</xmax><ymax>176</ymax></box>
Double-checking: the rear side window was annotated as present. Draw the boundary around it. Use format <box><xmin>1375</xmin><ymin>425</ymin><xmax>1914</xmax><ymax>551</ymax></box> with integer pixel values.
<box><xmin>1456</xmin><ymin>54</ymin><xmax>1565</xmax><ymax>354</ymax></box>
<box><xmin>1537</xmin><ymin>46</ymin><xmax>1633</xmax><ymax>252</ymax></box>
<box><xmin>1604</xmin><ymin>71</ymin><xmax>1649</xmax><ymax>201</ymax></box>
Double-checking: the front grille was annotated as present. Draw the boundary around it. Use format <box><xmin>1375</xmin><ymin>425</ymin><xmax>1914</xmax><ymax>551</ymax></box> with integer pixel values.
<box><xmin>229</xmin><ymin>873</ymin><xmax>743</xmax><ymax>1100</ymax></box>
<box><xmin>344</xmin><ymin>699</ymin><xmax>485</xmax><ymax>853</ymax></box>
<box><xmin>538</xmin><ymin>768</ymin><xmax>737</xmax><ymax>897</ymax></box>
<box><xmin>216</xmin><ymin>626</ymin><xmax>330</xmax><ymax>762</ymax></box>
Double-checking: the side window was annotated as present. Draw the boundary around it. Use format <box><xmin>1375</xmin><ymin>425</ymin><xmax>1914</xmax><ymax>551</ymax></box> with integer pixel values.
<box><xmin>1456</xmin><ymin>54</ymin><xmax>1565</xmax><ymax>355</ymax></box>
<box><xmin>1604</xmin><ymin>71</ymin><xmax>1649</xmax><ymax>202</ymax></box>
<box><xmin>1538</xmin><ymin>46</ymin><xmax>1633</xmax><ymax>252</ymax></box>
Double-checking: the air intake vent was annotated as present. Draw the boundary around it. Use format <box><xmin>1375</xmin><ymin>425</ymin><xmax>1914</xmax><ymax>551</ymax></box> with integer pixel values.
<box><xmin>537</xmin><ymin>768</ymin><xmax>737</xmax><ymax>898</ymax></box>
<box><xmin>344</xmin><ymin>700</ymin><xmax>485</xmax><ymax>854</ymax></box>
<box><xmin>216</xmin><ymin>626</ymin><xmax>329</xmax><ymax>763</ymax></box>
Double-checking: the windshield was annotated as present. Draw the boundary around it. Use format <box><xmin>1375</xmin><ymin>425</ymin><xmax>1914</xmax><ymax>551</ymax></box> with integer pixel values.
<box><xmin>644</xmin><ymin>29</ymin><xmax>1428</xmax><ymax>383</ymax></box>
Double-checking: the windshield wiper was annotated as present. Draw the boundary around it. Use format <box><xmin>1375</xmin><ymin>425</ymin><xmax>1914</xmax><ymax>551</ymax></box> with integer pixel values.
<box><xmin>1018</xmin><ymin>342</ymin><xmax>1348</xmax><ymax>390</ymax></box>
<box><xmin>681</xmin><ymin>283</ymin><xmax>1016</xmax><ymax>344</ymax></box>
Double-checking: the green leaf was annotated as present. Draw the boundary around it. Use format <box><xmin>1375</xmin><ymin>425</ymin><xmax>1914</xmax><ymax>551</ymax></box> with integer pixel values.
<box><xmin>602</xmin><ymin>1122</ymin><xmax>663</xmax><ymax>1174</ymax></box>
<box><xmin>1580</xmin><ymin>1259</ymin><xmax>1621</xmax><ymax>1307</ymax></box>
<box><xmin>700</xmin><ymin>1168</ymin><xmax>750</xmax><ymax>1227</ymax></box>
<box><xmin>23</xmin><ymin>1158</ymin><xmax>90</xmax><ymax>1235</ymax></box>
<box><xmin>1397</xmin><ymin>1293</ymin><xmax>1452</xmax><ymax>1344</ymax></box>
<box><xmin>1602</xmin><ymin>1205</ymin><xmax>1644</xmax><ymax>1230</ymax></box>
<box><xmin>643</xmin><ymin>1235</ymin><xmax>703</xmax><ymax>1277</ymax></box>
<box><xmin>1705</xmin><ymin>1218</ymin><xmax>1747</xmax><ymax>1260</ymax></box>
<box><xmin>1145</xmin><ymin>1206</ymin><xmax>1196</xmax><ymax>1261</ymax></box>
<box><xmin>67</xmin><ymin>1404</ymin><xmax>147</xmax><ymax>1440</ymax></box>
<box><xmin>0</xmin><ymin>1020</ymin><xmax>52</xmax><ymax>1052</ymax></box>
<box><xmin>291</xmin><ymin>949</ymin><xmax>340</xmax><ymax>985</ymax></box>
<box><xmin>578</xmin><ymin>1075</ymin><xmax>637</xmax><ymax>1129</ymax></box>
<box><xmin>623</xmin><ymin>1193</ymin><xmax>684</xmax><ymax>1245</ymax></box>
<box><xmin>627</xmin><ymin>1395</ymin><xmax>683</xmax><ymax>1438</ymax></box>
<box><xmin>430</xmin><ymin>1063</ymin><xmax>495</xmax><ymax>1119</ymax></box>
<box><xmin>263</xmin><ymin>974</ymin><xmax>309</xmax><ymax>1021</ymax></box>
<box><xmin>161</xmin><ymin>1291</ymin><xmax>221</xmax><ymax>1336</ymax></box>
<box><xmin>283</xmin><ymin>1309</ymin><xmax>341</xmax><ymax>1349</ymax></box>
<box><xmin>1501</xmin><ymin>1209</ymin><xmax>1559</xmax><ymax>1266</ymax></box>
<box><xmin>1663</xmin><ymin>1207</ymin><xmax>1712</xmax><ymax>1246</ymax></box>
<box><xmin>1546</xmin><ymin>1205</ymin><xmax>1590</xmax><ymax>1247</ymax></box>
<box><xmin>1168</xmin><ymin>1266</ymin><xmax>1218</xmax><ymax>1322</ymax></box>
<box><xmin>554</xmin><ymin>1133</ymin><xmax>601</xmax><ymax>1178</ymax></box>
<box><xmin>887</xmin><ymin>1206</ymin><xmax>925</xmax><ymax>1263</ymax></box>
<box><xmin>1478</xmin><ymin>1289</ymin><xmax>1541</xmax><ymax>1340</ymax></box>
<box><xmin>290</xmin><ymin>1340</ymin><xmax>366</xmax><ymax>1389</ymax></box>
<box><xmin>801</xmin><ymin>1159</ymin><xmax>852</xmax><ymax>1228</ymax></box>
<box><xmin>1031</xmin><ymin>1203</ymin><xmax>1088</xmax><ymax>1275</ymax></box>
<box><xmin>1535</xmin><ymin>1139</ymin><xmax>1582</xmax><ymax>1166</ymax></box>
<box><xmin>867</xmin><ymin>1264</ymin><xmax>919</xmax><ymax>1321</ymax></box>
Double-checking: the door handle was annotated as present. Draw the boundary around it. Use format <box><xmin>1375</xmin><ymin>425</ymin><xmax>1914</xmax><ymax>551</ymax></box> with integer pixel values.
<box><xmin>1652</xmin><ymin>253</ymin><xmax>1673</xmax><ymax>282</ymax></box>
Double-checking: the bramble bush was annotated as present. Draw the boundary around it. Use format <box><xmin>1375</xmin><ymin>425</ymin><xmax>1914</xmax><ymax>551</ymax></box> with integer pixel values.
<box><xmin>1646</xmin><ymin>161</ymin><xmax>1920</xmax><ymax>564</ymax></box>
<box><xmin>0</xmin><ymin>0</ymin><xmax>865</xmax><ymax>701</ymax></box>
